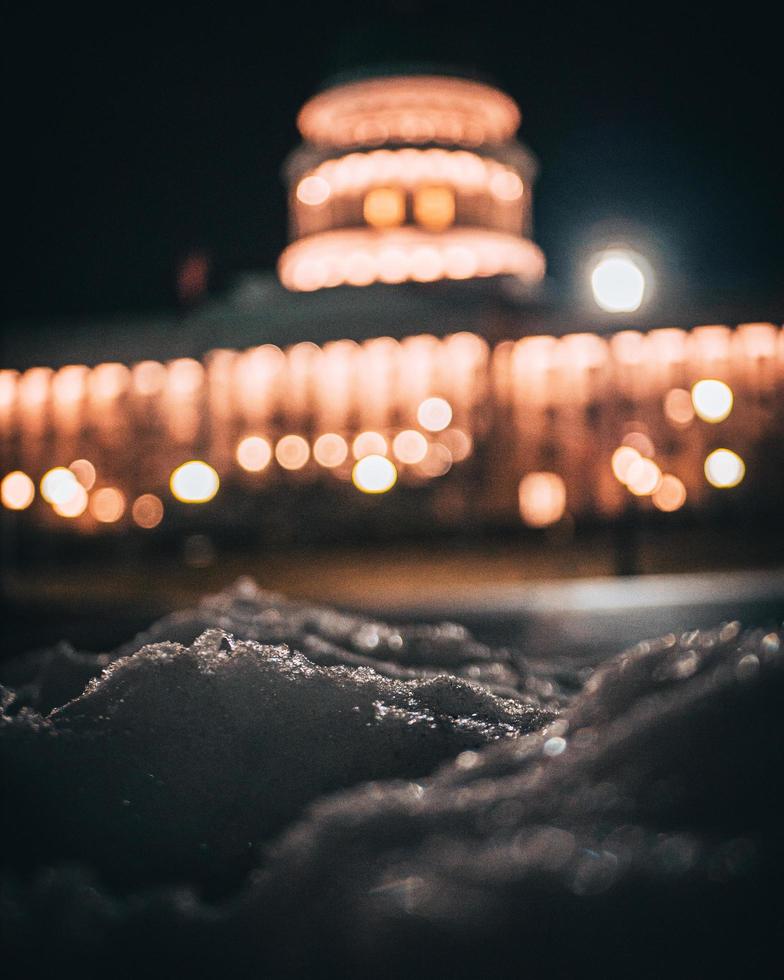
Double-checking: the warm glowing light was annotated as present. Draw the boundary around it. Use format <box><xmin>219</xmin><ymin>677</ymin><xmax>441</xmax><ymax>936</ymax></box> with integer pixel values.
<box><xmin>52</xmin><ymin>365</ymin><xmax>88</xmax><ymax>404</ymax></box>
<box><xmin>417</xmin><ymin>443</ymin><xmax>453</xmax><ymax>477</ymax></box>
<box><xmin>489</xmin><ymin>170</ymin><xmax>524</xmax><ymax>201</ymax></box>
<box><xmin>363</xmin><ymin>187</ymin><xmax>405</xmax><ymax>228</ymax></box>
<box><xmin>622</xmin><ymin>430</ymin><xmax>654</xmax><ymax>458</ymax></box>
<box><xmin>297</xmin><ymin>175</ymin><xmax>331</xmax><ymax>206</ymax></box>
<box><xmin>236</xmin><ymin>436</ymin><xmax>272</xmax><ymax>472</ymax></box>
<box><xmin>167</xmin><ymin>358</ymin><xmax>204</xmax><ymax>395</ymax></box>
<box><xmin>518</xmin><ymin>472</ymin><xmax>566</xmax><ymax>527</ymax></box>
<box><xmin>352</xmin><ymin>454</ymin><xmax>397</xmax><ymax>493</ymax></box>
<box><xmin>392</xmin><ymin>429</ymin><xmax>428</xmax><ymax>464</ymax></box>
<box><xmin>53</xmin><ymin>484</ymin><xmax>88</xmax><ymax>518</ymax></box>
<box><xmin>40</xmin><ymin>467</ymin><xmax>80</xmax><ymax>506</ymax></box>
<box><xmin>652</xmin><ymin>474</ymin><xmax>687</xmax><ymax>512</ymax></box>
<box><xmin>170</xmin><ymin>461</ymin><xmax>220</xmax><ymax>503</ymax></box>
<box><xmin>691</xmin><ymin>379</ymin><xmax>733</xmax><ymax>423</ymax></box>
<box><xmin>623</xmin><ymin>430</ymin><xmax>655</xmax><ymax>456</ymax></box>
<box><xmin>664</xmin><ymin>388</ymin><xmax>695</xmax><ymax>426</ymax></box>
<box><xmin>90</xmin><ymin>487</ymin><xmax>126</xmax><ymax>523</ymax></box>
<box><xmin>352</xmin><ymin>430</ymin><xmax>388</xmax><ymax>459</ymax></box>
<box><xmin>132</xmin><ymin>360</ymin><xmax>167</xmax><ymax>396</ymax></box>
<box><xmin>1</xmin><ymin>471</ymin><xmax>35</xmax><ymax>510</ymax></box>
<box><xmin>297</xmin><ymin>75</ymin><xmax>521</xmax><ymax>148</ymax></box>
<box><xmin>311</xmin><ymin>149</ymin><xmax>524</xmax><ymax>198</ymax></box>
<box><xmin>88</xmin><ymin>362</ymin><xmax>130</xmax><ymax>400</ymax></box>
<box><xmin>0</xmin><ymin>371</ymin><xmax>17</xmax><ymax>411</ymax></box>
<box><xmin>278</xmin><ymin>227</ymin><xmax>546</xmax><ymax>291</ymax></box>
<box><xmin>590</xmin><ymin>249</ymin><xmax>647</xmax><ymax>312</ymax></box>
<box><xmin>410</xmin><ymin>245</ymin><xmax>444</xmax><ymax>282</ymax></box>
<box><xmin>626</xmin><ymin>458</ymin><xmax>663</xmax><ymax>496</ymax></box>
<box><xmin>439</xmin><ymin>428</ymin><xmax>473</xmax><ymax>462</ymax></box>
<box><xmin>611</xmin><ymin>446</ymin><xmax>640</xmax><ymax>484</ymax></box>
<box><xmin>704</xmin><ymin>449</ymin><xmax>745</xmax><ymax>489</ymax></box>
<box><xmin>413</xmin><ymin>186</ymin><xmax>455</xmax><ymax>231</ymax></box>
<box><xmin>313</xmin><ymin>433</ymin><xmax>349</xmax><ymax>468</ymax></box>
<box><xmin>275</xmin><ymin>435</ymin><xmax>310</xmax><ymax>470</ymax></box>
<box><xmin>417</xmin><ymin>397</ymin><xmax>452</xmax><ymax>432</ymax></box>
<box><xmin>69</xmin><ymin>459</ymin><xmax>96</xmax><ymax>490</ymax></box>
<box><xmin>132</xmin><ymin>493</ymin><xmax>164</xmax><ymax>529</ymax></box>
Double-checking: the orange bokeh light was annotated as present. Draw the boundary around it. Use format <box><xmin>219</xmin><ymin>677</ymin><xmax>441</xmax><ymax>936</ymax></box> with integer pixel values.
<box><xmin>352</xmin><ymin>430</ymin><xmax>388</xmax><ymax>459</ymax></box>
<box><xmin>1</xmin><ymin>471</ymin><xmax>35</xmax><ymax>510</ymax></box>
<box><xmin>626</xmin><ymin>458</ymin><xmax>663</xmax><ymax>496</ymax></box>
<box><xmin>275</xmin><ymin>435</ymin><xmax>310</xmax><ymax>470</ymax></box>
<box><xmin>90</xmin><ymin>487</ymin><xmax>126</xmax><ymax>523</ymax></box>
<box><xmin>132</xmin><ymin>493</ymin><xmax>164</xmax><ymax>529</ymax></box>
<box><xmin>652</xmin><ymin>474</ymin><xmax>687</xmax><ymax>512</ymax></box>
<box><xmin>417</xmin><ymin>397</ymin><xmax>452</xmax><ymax>432</ymax></box>
<box><xmin>664</xmin><ymin>388</ymin><xmax>695</xmax><ymax>426</ymax></box>
<box><xmin>236</xmin><ymin>436</ymin><xmax>272</xmax><ymax>473</ymax></box>
<box><xmin>392</xmin><ymin>429</ymin><xmax>428</xmax><ymax>464</ymax></box>
<box><xmin>518</xmin><ymin>472</ymin><xmax>566</xmax><ymax>527</ymax></box>
<box><xmin>69</xmin><ymin>459</ymin><xmax>96</xmax><ymax>490</ymax></box>
<box><xmin>313</xmin><ymin>433</ymin><xmax>349</xmax><ymax>468</ymax></box>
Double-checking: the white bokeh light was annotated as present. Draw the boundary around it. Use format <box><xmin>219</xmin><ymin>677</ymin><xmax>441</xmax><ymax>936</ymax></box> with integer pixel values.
<box><xmin>590</xmin><ymin>249</ymin><xmax>647</xmax><ymax>312</ymax></box>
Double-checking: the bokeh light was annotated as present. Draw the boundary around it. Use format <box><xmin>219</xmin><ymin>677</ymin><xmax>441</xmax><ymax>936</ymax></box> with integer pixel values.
<box><xmin>297</xmin><ymin>175</ymin><xmax>331</xmax><ymax>206</ymax></box>
<box><xmin>53</xmin><ymin>484</ymin><xmax>88</xmax><ymax>518</ymax></box>
<box><xmin>392</xmin><ymin>429</ymin><xmax>428</xmax><ymax>464</ymax></box>
<box><xmin>704</xmin><ymin>449</ymin><xmax>745</xmax><ymax>488</ymax></box>
<box><xmin>417</xmin><ymin>397</ymin><xmax>452</xmax><ymax>432</ymax></box>
<box><xmin>439</xmin><ymin>428</ymin><xmax>473</xmax><ymax>462</ymax></box>
<box><xmin>275</xmin><ymin>435</ymin><xmax>310</xmax><ymax>470</ymax></box>
<box><xmin>653</xmin><ymin>474</ymin><xmax>687</xmax><ymax>512</ymax></box>
<box><xmin>590</xmin><ymin>249</ymin><xmax>647</xmax><ymax>312</ymax></box>
<box><xmin>314</xmin><ymin>433</ymin><xmax>349</xmax><ymax>468</ymax></box>
<box><xmin>518</xmin><ymin>472</ymin><xmax>567</xmax><ymax>527</ymax></box>
<box><xmin>40</xmin><ymin>467</ymin><xmax>80</xmax><ymax>506</ymax></box>
<box><xmin>1</xmin><ymin>471</ymin><xmax>35</xmax><ymax>510</ymax></box>
<box><xmin>352</xmin><ymin>454</ymin><xmax>397</xmax><ymax>493</ymax></box>
<box><xmin>664</xmin><ymin>388</ymin><xmax>695</xmax><ymax>426</ymax></box>
<box><xmin>236</xmin><ymin>436</ymin><xmax>272</xmax><ymax>473</ymax></box>
<box><xmin>352</xmin><ymin>430</ymin><xmax>388</xmax><ymax>459</ymax></box>
<box><xmin>626</xmin><ymin>458</ymin><xmax>663</xmax><ymax>496</ymax></box>
<box><xmin>611</xmin><ymin>446</ymin><xmax>641</xmax><ymax>484</ymax></box>
<box><xmin>622</xmin><ymin>430</ymin><xmax>655</xmax><ymax>458</ymax></box>
<box><xmin>417</xmin><ymin>443</ymin><xmax>453</xmax><ymax>477</ymax></box>
<box><xmin>69</xmin><ymin>459</ymin><xmax>96</xmax><ymax>490</ymax></box>
<box><xmin>170</xmin><ymin>461</ymin><xmax>220</xmax><ymax>503</ymax></box>
<box><xmin>132</xmin><ymin>494</ymin><xmax>164</xmax><ymax>529</ymax></box>
<box><xmin>90</xmin><ymin>487</ymin><xmax>126</xmax><ymax>523</ymax></box>
<box><xmin>489</xmin><ymin>170</ymin><xmax>524</xmax><ymax>201</ymax></box>
<box><xmin>691</xmin><ymin>379</ymin><xmax>733</xmax><ymax>423</ymax></box>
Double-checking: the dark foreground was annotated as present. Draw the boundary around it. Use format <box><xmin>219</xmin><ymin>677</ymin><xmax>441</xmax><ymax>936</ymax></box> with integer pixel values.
<box><xmin>2</xmin><ymin>580</ymin><xmax>782</xmax><ymax>978</ymax></box>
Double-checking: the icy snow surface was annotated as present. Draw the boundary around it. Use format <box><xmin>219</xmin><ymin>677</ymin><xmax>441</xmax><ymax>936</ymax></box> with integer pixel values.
<box><xmin>1</xmin><ymin>579</ymin><xmax>782</xmax><ymax>978</ymax></box>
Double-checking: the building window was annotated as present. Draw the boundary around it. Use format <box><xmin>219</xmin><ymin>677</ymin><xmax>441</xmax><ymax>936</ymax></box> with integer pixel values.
<box><xmin>414</xmin><ymin>186</ymin><xmax>455</xmax><ymax>231</ymax></box>
<box><xmin>363</xmin><ymin>187</ymin><xmax>406</xmax><ymax>228</ymax></box>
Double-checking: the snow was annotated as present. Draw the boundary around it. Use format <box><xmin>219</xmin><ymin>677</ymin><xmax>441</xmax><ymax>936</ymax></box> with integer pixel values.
<box><xmin>1</xmin><ymin>580</ymin><xmax>782</xmax><ymax>977</ymax></box>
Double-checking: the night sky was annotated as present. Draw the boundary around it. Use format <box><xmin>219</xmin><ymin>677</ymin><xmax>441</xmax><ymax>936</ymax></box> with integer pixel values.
<box><xmin>5</xmin><ymin>2</ymin><xmax>782</xmax><ymax>323</ymax></box>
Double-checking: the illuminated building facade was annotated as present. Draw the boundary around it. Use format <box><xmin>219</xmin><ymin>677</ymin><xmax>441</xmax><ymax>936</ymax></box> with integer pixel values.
<box><xmin>1</xmin><ymin>72</ymin><xmax>782</xmax><ymax>546</ymax></box>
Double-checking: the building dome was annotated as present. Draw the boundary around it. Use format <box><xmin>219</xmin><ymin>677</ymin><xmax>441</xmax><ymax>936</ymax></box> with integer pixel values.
<box><xmin>278</xmin><ymin>71</ymin><xmax>545</xmax><ymax>292</ymax></box>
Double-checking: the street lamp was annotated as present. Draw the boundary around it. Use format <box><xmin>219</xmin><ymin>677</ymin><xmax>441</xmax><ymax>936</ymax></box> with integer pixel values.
<box><xmin>589</xmin><ymin>248</ymin><xmax>648</xmax><ymax>312</ymax></box>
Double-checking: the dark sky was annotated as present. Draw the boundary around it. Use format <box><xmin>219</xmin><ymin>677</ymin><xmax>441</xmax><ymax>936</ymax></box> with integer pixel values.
<box><xmin>5</xmin><ymin>2</ymin><xmax>783</xmax><ymax>322</ymax></box>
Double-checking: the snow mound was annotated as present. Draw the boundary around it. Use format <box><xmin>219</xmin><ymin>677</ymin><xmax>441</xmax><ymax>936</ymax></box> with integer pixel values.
<box><xmin>2</xmin><ymin>583</ymin><xmax>782</xmax><ymax>978</ymax></box>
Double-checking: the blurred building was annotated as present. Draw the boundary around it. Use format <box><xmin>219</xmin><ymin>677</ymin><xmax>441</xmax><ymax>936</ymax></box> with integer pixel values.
<box><xmin>1</xmin><ymin>70</ymin><xmax>782</xmax><ymax>561</ymax></box>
